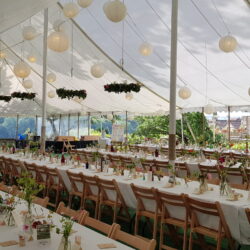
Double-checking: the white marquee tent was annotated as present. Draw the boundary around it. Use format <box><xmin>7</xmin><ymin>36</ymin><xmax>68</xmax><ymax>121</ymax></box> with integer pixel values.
<box><xmin>0</xmin><ymin>0</ymin><xmax>250</xmax><ymax>116</ymax></box>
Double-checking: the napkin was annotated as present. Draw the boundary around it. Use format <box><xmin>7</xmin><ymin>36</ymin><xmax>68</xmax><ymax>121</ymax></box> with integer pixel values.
<box><xmin>0</xmin><ymin>241</ymin><xmax>18</xmax><ymax>247</ymax></box>
<box><xmin>97</xmin><ymin>243</ymin><xmax>117</xmax><ymax>249</ymax></box>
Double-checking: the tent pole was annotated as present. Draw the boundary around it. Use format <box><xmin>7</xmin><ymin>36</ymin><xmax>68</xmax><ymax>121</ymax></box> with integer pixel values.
<box><xmin>59</xmin><ymin>114</ymin><xmax>62</xmax><ymax>135</ymax></box>
<box><xmin>40</xmin><ymin>8</ymin><xmax>48</xmax><ymax>153</ymax></box>
<box><xmin>87</xmin><ymin>112</ymin><xmax>90</xmax><ymax>135</ymax></box>
<box><xmin>68</xmin><ymin>114</ymin><xmax>70</xmax><ymax>136</ymax></box>
<box><xmin>168</xmin><ymin>0</ymin><xmax>179</xmax><ymax>166</ymax></box>
<box><xmin>77</xmin><ymin>113</ymin><xmax>80</xmax><ymax>139</ymax></box>
<box><xmin>35</xmin><ymin>115</ymin><xmax>38</xmax><ymax>136</ymax></box>
<box><xmin>15</xmin><ymin>114</ymin><xmax>19</xmax><ymax>140</ymax></box>
<box><xmin>125</xmin><ymin>111</ymin><xmax>128</xmax><ymax>140</ymax></box>
<box><xmin>100</xmin><ymin>114</ymin><xmax>103</xmax><ymax>133</ymax></box>
<box><xmin>202</xmin><ymin>107</ymin><xmax>205</xmax><ymax>146</ymax></box>
<box><xmin>181</xmin><ymin>113</ymin><xmax>184</xmax><ymax>146</ymax></box>
<box><xmin>228</xmin><ymin>106</ymin><xmax>231</xmax><ymax>142</ymax></box>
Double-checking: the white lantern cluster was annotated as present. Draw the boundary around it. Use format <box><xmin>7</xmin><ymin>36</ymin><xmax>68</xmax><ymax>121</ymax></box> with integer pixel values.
<box><xmin>22</xmin><ymin>79</ymin><xmax>33</xmax><ymax>89</ymax></box>
<box><xmin>47</xmin><ymin>73</ymin><xmax>56</xmax><ymax>83</ymax></box>
<box><xmin>90</xmin><ymin>63</ymin><xmax>105</xmax><ymax>78</ymax></box>
<box><xmin>219</xmin><ymin>35</ymin><xmax>237</xmax><ymax>53</ymax></box>
<box><xmin>27</xmin><ymin>54</ymin><xmax>37</xmax><ymax>63</ymax></box>
<box><xmin>103</xmin><ymin>0</ymin><xmax>127</xmax><ymax>23</ymax></box>
<box><xmin>13</xmin><ymin>61</ymin><xmax>31</xmax><ymax>78</ymax></box>
<box><xmin>139</xmin><ymin>43</ymin><xmax>153</xmax><ymax>56</ymax></box>
<box><xmin>107</xmin><ymin>114</ymin><xmax>113</xmax><ymax>120</ymax></box>
<box><xmin>48</xmin><ymin>90</ymin><xmax>56</xmax><ymax>98</ymax></box>
<box><xmin>0</xmin><ymin>50</ymin><xmax>6</xmax><ymax>59</ymax></box>
<box><xmin>47</xmin><ymin>31</ymin><xmax>69</xmax><ymax>52</ymax></box>
<box><xmin>22</xmin><ymin>26</ymin><xmax>37</xmax><ymax>40</ymax></box>
<box><xmin>63</xmin><ymin>2</ymin><xmax>80</xmax><ymax>18</ymax></box>
<box><xmin>204</xmin><ymin>104</ymin><xmax>214</xmax><ymax>115</ymax></box>
<box><xmin>125</xmin><ymin>92</ymin><xmax>133</xmax><ymax>100</ymax></box>
<box><xmin>178</xmin><ymin>86</ymin><xmax>191</xmax><ymax>100</ymax></box>
<box><xmin>78</xmin><ymin>0</ymin><xmax>93</xmax><ymax>8</ymax></box>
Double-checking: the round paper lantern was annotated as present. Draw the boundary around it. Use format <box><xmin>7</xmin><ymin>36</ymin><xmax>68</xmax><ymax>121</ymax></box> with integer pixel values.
<box><xmin>22</xmin><ymin>26</ymin><xmax>37</xmax><ymax>40</ymax></box>
<box><xmin>48</xmin><ymin>90</ymin><xmax>56</xmax><ymax>98</ymax></box>
<box><xmin>91</xmin><ymin>63</ymin><xmax>105</xmax><ymax>78</ymax></box>
<box><xmin>139</xmin><ymin>43</ymin><xmax>153</xmax><ymax>56</ymax></box>
<box><xmin>22</xmin><ymin>79</ymin><xmax>33</xmax><ymax>89</ymax></box>
<box><xmin>0</xmin><ymin>50</ymin><xmax>6</xmax><ymax>59</ymax></box>
<box><xmin>78</xmin><ymin>0</ymin><xmax>93</xmax><ymax>8</ymax></box>
<box><xmin>219</xmin><ymin>35</ymin><xmax>237</xmax><ymax>53</ymax></box>
<box><xmin>73</xmin><ymin>96</ymin><xmax>82</xmax><ymax>103</ymax></box>
<box><xmin>27</xmin><ymin>54</ymin><xmax>37</xmax><ymax>63</ymax></box>
<box><xmin>103</xmin><ymin>0</ymin><xmax>127</xmax><ymax>23</ymax></box>
<box><xmin>204</xmin><ymin>104</ymin><xmax>214</xmax><ymax>115</ymax></box>
<box><xmin>47</xmin><ymin>31</ymin><xmax>69</xmax><ymax>52</ymax></box>
<box><xmin>125</xmin><ymin>92</ymin><xmax>133</xmax><ymax>100</ymax></box>
<box><xmin>178</xmin><ymin>86</ymin><xmax>191</xmax><ymax>100</ymax></box>
<box><xmin>53</xmin><ymin>19</ymin><xmax>66</xmax><ymax>32</ymax></box>
<box><xmin>13</xmin><ymin>61</ymin><xmax>31</xmax><ymax>78</ymax></box>
<box><xmin>107</xmin><ymin>114</ymin><xmax>113</xmax><ymax>120</ymax></box>
<box><xmin>47</xmin><ymin>73</ymin><xmax>56</xmax><ymax>83</ymax></box>
<box><xmin>63</xmin><ymin>2</ymin><xmax>80</xmax><ymax>18</ymax></box>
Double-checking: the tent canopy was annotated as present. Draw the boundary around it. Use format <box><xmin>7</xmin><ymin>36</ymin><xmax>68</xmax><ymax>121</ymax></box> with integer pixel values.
<box><xmin>0</xmin><ymin>0</ymin><xmax>250</xmax><ymax>116</ymax></box>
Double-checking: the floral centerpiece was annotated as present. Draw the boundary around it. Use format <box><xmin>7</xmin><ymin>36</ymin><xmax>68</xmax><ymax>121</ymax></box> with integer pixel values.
<box><xmin>198</xmin><ymin>173</ymin><xmax>208</xmax><ymax>193</ymax></box>
<box><xmin>56</xmin><ymin>88</ymin><xmax>87</xmax><ymax>100</ymax></box>
<box><xmin>11</xmin><ymin>92</ymin><xmax>36</xmax><ymax>100</ymax></box>
<box><xmin>0</xmin><ymin>194</ymin><xmax>17</xmax><ymax>226</ymax></box>
<box><xmin>104</xmin><ymin>82</ymin><xmax>141</xmax><ymax>93</ymax></box>
<box><xmin>0</xmin><ymin>95</ymin><xmax>12</xmax><ymax>102</ymax></box>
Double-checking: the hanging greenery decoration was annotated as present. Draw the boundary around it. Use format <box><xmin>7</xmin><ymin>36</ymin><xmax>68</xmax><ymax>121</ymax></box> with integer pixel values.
<box><xmin>0</xmin><ymin>96</ymin><xmax>12</xmax><ymax>102</ymax></box>
<box><xmin>11</xmin><ymin>92</ymin><xmax>36</xmax><ymax>100</ymax></box>
<box><xmin>56</xmin><ymin>88</ymin><xmax>87</xmax><ymax>100</ymax></box>
<box><xmin>104</xmin><ymin>82</ymin><xmax>141</xmax><ymax>93</ymax></box>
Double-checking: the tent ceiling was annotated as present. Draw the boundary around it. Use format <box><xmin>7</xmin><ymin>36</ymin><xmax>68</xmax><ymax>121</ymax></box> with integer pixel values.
<box><xmin>0</xmin><ymin>0</ymin><xmax>250</xmax><ymax>116</ymax></box>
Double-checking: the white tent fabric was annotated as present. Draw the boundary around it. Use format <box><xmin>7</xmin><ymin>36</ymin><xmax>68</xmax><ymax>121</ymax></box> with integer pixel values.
<box><xmin>0</xmin><ymin>0</ymin><xmax>250</xmax><ymax>116</ymax></box>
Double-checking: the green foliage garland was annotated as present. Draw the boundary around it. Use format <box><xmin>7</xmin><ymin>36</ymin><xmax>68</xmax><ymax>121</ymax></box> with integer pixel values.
<box><xmin>104</xmin><ymin>82</ymin><xmax>141</xmax><ymax>93</ymax></box>
<box><xmin>0</xmin><ymin>96</ymin><xmax>11</xmax><ymax>102</ymax></box>
<box><xmin>11</xmin><ymin>92</ymin><xmax>36</xmax><ymax>100</ymax></box>
<box><xmin>56</xmin><ymin>88</ymin><xmax>87</xmax><ymax>100</ymax></box>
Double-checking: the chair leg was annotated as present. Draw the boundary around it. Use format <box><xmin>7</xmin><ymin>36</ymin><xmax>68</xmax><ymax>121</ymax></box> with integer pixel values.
<box><xmin>113</xmin><ymin>205</ymin><xmax>117</xmax><ymax>223</ymax></box>
<box><xmin>183</xmin><ymin>224</ymin><xmax>188</xmax><ymax>250</ymax></box>
<box><xmin>153</xmin><ymin>215</ymin><xmax>158</xmax><ymax>239</ymax></box>
<box><xmin>55</xmin><ymin>189</ymin><xmax>60</xmax><ymax>207</ymax></box>
<box><xmin>68</xmin><ymin>194</ymin><xmax>73</xmax><ymax>208</ymax></box>
<box><xmin>188</xmin><ymin>230</ymin><xmax>193</xmax><ymax>250</ymax></box>
<box><xmin>216</xmin><ymin>233</ymin><xmax>222</xmax><ymax>250</ymax></box>
<box><xmin>134</xmin><ymin>213</ymin><xmax>139</xmax><ymax>236</ymax></box>
<box><xmin>159</xmin><ymin>222</ymin><xmax>164</xmax><ymax>250</ymax></box>
<box><xmin>94</xmin><ymin>201</ymin><xmax>99</xmax><ymax>219</ymax></box>
<box><xmin>98</xmin><ymin>203</ymin><xmax>102</xmax><ymax>221</ymax></box>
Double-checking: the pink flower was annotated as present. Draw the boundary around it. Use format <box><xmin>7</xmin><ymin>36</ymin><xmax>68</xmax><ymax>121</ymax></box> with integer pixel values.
<box><xmin>218</xmin><ymin>157</ymin><xmax>225</xmax><ymax>163</ymax></box>
<box><xmin>23</xmin><ymin>224</ymin><xmax>29</xmax><ymax>231</ymax></box>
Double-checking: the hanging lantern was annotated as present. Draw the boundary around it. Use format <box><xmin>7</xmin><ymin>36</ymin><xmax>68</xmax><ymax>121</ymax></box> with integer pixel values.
<box><xmin>178</xmin><ymin>86</ymin><xmax>191</xmax><ymax>100</ymax></box>
<box><xmin>27</xmin><ymin>54</ymin><xmax>37</xmax><ymax>63</ymax></box>
<box><xmin>22</xmin><ymin>79</ymin><xmax>33</xmax><ymax>89</ymax></box>
<box><xmin>78</xmin><ymin>0</ymin><xmax>93</xmax><ymax>8</ymax></box>
<box><xmin>48</xmin><ymin>90</ymin><xmax>56</xmax><ymax>98</ymax></box>
<box><xmin>204</xmin><ymin>104</ymin><xmax>214</xmax><ymax>115</ymax></box>
<box><xmin>22</xmin><ymin>26</ymin><xmax>37</xmax><ymax>40</ymax></box>
<box><xmin>73</xmin><ymin>96</ymin><xmax>82</xmax><ymax>103</ymax></box>
<box><xmin>139</xmin><ymin>43</ymin><xmax>153</xmax><ymax>56</ymax></box>
<box><xmin>90</xmin><ymin>63</ymin><xmax>105</xmax><ymax>78</ymax></box>
<box><xmin>0</xmin><ymin>50</ymin><xmax>6</xmax><ymax>59</ymax></box>
<box><xmin>107</xmin><ymin>114</ymin><xmax>113</xmax><ymax>120</ymax></box>
<box><xmin>47</xmin><ymin>31</ymin><xmax>69</xmax><ymax>52</ymax></box>
<box><xmin>219</xmin><ymin>35</ymin><xmax>237</xmax><ymax>53</ymax></box>
<box><xmin>63</xmin><ymin>2</ymin><xmax>80</xmax><ymax>18</ymax></box>
<box><xmin>125</xmin><ymin>92</ymin><xmax>133</xmax><ymax>100</ymax></box>
<box><xmin>103</xmin><ymin>0</ymin><xmax>127</xmax><ymax>23</ymax></box>
<box><xmin>53</xmin><ymin>19</ymin><xmax>66</xmax><ymax>32</ymax></box>
<box><xmin>47</xmin><ymin>72</ymin><xmax>56</xmax><ymax>83</ymax></box>
<box><xmin>13</xmin><ymin>61</ymin><xmax>31</xmax><ymax>78</ymax></box>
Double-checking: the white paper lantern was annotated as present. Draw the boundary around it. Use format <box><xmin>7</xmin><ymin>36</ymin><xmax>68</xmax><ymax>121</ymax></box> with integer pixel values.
<box><xmin>107</xmin><ymin>114</ymin><xmax>113</xmax><ymax>120</ymax></box>
<box><xmin>13</xmin><ymin>61</ymin><xmax>31</xmax><ymax>78</ymax></box>
<box><xmin>48</xmin><ymin>90</ymin><xmax>56</xmax><ymax>98</ymax></box>
<box><xmin>53</xmin><ymin>19</ymin><xmax>66</xmax><ymax>32</ymax></box>
<box><xmin>178</xmin><ymin>86</ymin><xmax>191</xmax><ymax>100</ymax></box>
<box><xmin>63</xmin><ymin>2</ymin><xmax>80</xmax><ymax>18</ymax></box>
<box><xmin>139</xmin><ymin>43</ymin><xmax>153</xmax><ymax>56</ymax></box>
<box><xmin>47</xmin><ymin>73</ymin><xmax>56</xmax><ymax>83</ymax></box>
<box><xmin>204</xmin><ymin>104</ymin><xmax>214</xmax><ymax>115</ymax></box>
<box><xmin>78</xmin><ymin>0</ymin><xmax>93</xmax><ymax>8</ymax></box>
<box><xmin>103</xmin><ymin>0</ymin><xmax>127</xmax><ymax>23</ymax></box>
<box><xmin>219</xmin><ymin>35</ymin><xmax>237</xmax><ymax>53</ymax></box>
<box><xmin>125</xmin><ymin>92</ymin><xmax>133</xmax><ymax>100</ymax></box>
<box><xmin>47</xmin><ymin>31</ymin><xmax>69</xmax><ymax>52</ymax></box>
<box><xmin>22</xmin><ymin>26</ymin><xmax>37</xmax><ymax>40</ymax></box>
<box><xmin>27</xmin><ymin>54</ymin><xmax>37</xmax><ymax>63</ymax></box>
<box><xmin>22</xmin><ymin>79</ymin><xmax>33</xmax><ymax>89</ymax></box>
<box><xmin>73</xmin><ymin>96</ymin><xmax>82</xmax><ymax>103</ymax></box>
<box><xmin>0</xmin><ymin>50</ymin><xmax>6</xmax><ymax>59</ymax></box>
<box><xmin>91</xmin><ymin>63</ymin><xmax>105</xmax><ymax>78</ymax></box>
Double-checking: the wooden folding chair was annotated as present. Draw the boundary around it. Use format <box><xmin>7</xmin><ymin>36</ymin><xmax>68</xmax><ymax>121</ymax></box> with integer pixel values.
<box><xmin>66</xmin><ymin>170</ymin><xmax>85</xmax><ymax>208</ymax></box>
<box><xmin>246</xmin><ymin>208</ymin><xmax>250</xmax><ymax>224</ymax></box>
<box><xmin>35</xmin><ymin>165</ymin><xmax>47</xmax><ymax>197</ymax></box>
<box><xmin>111</xmin><ymin>224</ymin><xmax>157</xmax><ymax>250</ymax></box>
<box><xmin>109</xmin><ymin>155</ymin><xmax>121</xmax><ymax>168</ymax></box>
<box><xmin>157</xmin><ymin>191</ymin><xmax>188</xmax><ymax>250</ymax></box>
<box><xmin>3</xmin><ymin>158</ymin><xmax>13</xmax><ymax>185</ymax></box>
<box><xmin>185</xmin><ymin>196</ymin><xmax>235</xmax><ymax>250</ymax></box>
<box><xmin>0</xmin><ymin>182</ymin><xmax>18</xmax><ymax>195</ymax></box>
<box><xmin>176</xmin><ymin>149</ymin><xmax>183</xmax><ymax>157</ymax></box>
<box><xmin>120</xmin><ymin>156</ymin><xmax>133</xmax><ymax>168</ymax></box>
<box><xmin>56</xmin><ymin>201</ymin><xmax>86</xmax><ymax>223</ymax></box>
<box><xmin>244</xmin><ymin>168</ymin><xmax>250</xmax><ymax>189</ymax></box>
<box><xmin>198</xmin><ymin>163</ymin><xmax>219</xmax><ymax>179</ymax></box>
<box><xmin>159</xmin><ymin>147</ymin><xmax>168</xmax><ymax>157</ymax></box>
<box><xmin>175</xmin><ymin>162</ymin><xmax>190</xmax><ymax>178</ymax></box>
<box><xmin>154</xmin><ymin>160</ymin><xmax>169</xmax><ymax>172</ymax></box>
<box><xmin>0</xmin><ymin>156</ymin><xmax>6</xmax><ymax>183</ymax></box>
<box><xmin>97</xmin><ymin>178</ymin><xmax>130</xmax><ymax>223</ymax></box>
<box><xmin>82</xmin><ymin>174</ymin><xmax>100</xmax><ymax>218</ymax></box>
<box><xmin>11</xmin><ymin>160</ymin><xmax>25</xmax><ymax>183</ymax></box>
<box><xmin>129</xmin><ymin>145</ymin><xmax>138</xmax><ymax>153</ymax></box>
<box><xmin>202</xmin><ymin>150</ymin><xmax>216</xmax><ymax>160</ymax></box>
<box><xmin>24</xmin><ymin>162</ymin><xmax>36</xmax><ymax>179</ymax></box>
<box><xmin>130</xmin><ymin>183</ymin><xmax>161</xmax><ymax>239</ymax></box>
<box><xmin>141</xmin><ymin>159</ymin><xmax>155</xmax><ymax>171</ymax></box>
<box><xmin>33</xmin><ymin>196</ymin><xmax>49</xmax><ymax>208</ymax></box>
<box><xmin>224</xmin><ymin>166</ymin><xmax>244</xmax><ymax>185</ymax></box>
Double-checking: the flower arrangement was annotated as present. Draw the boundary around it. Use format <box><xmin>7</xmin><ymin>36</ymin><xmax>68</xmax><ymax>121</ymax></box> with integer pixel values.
<box><xmin>104</xmin><ymin>82</ymin><xmax>141</xmax><ymax>93</ymax></box>
<box><xmin>56</xmin><ymin>88</ymin><xmax>87</xmax><ymax>100</ymax></box>
<box><xmin>0</xmin><ymin>95</ymin><xmax>12</xmax><ymax>102</ymax></box>
<box><xmin>185</xmin><ymin>149</ymin><xmax>198</xmax><ymax>157</ymax></box>
<box><xmin>0</xmin><ymin>194</ymin><xmax>17</xmax><ymax>226</ymax></box>
<box><xmin>11</xmin><ymin>92</ymin><xmax>36</xmax><ymax>100</ymax></box>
